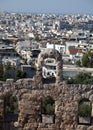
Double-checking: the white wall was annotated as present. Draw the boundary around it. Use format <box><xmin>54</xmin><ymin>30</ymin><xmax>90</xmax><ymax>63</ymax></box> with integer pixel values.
<box><xmin>46</xmin><ymin>42</ymin><xmax>66</xmax><ymax>54</ymax></box>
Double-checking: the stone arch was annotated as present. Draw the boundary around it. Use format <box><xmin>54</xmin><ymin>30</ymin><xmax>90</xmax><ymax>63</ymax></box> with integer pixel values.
<box><xmin>37</xmin><ymin>49</ymin><xmax>63</xmax><ymax>84</ymax></box>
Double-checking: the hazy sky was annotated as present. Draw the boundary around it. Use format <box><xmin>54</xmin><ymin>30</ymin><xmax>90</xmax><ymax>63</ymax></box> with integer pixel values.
<box><xmin>0</xmin><ymin>0</ymin><xmax>93</xmax><ymax>14</ymax></box>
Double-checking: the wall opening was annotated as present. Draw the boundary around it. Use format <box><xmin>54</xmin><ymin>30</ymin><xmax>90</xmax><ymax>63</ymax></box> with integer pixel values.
<box><xmin>41</xmin><ymin>96</ymin><xmax>55</xmax><ymax>124</ymax></box>
<box><xmin>78</xmin><ymin>98</ymin><xmax>91</xmax><ymax>125</ymax></box>
<box><xmin>3</xmin><ymin>94</ymin><xmax>19</xmax><ymax>130</ymax></box>
<box><xmin>42</xmin><ymin>58</ymin><xmax>56</xmax><ymax>84</ymax></box>
<box><xmin>37</xmin><ymin>49</ymin><xmax>63</xmax><ymax>85</ymax></box>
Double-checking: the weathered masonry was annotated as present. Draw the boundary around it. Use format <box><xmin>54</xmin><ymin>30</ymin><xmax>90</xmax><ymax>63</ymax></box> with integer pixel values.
<box><xmin>0</xmin><ymin>49</ymin><xmax>93</xmax><ymax>130</ymax></box>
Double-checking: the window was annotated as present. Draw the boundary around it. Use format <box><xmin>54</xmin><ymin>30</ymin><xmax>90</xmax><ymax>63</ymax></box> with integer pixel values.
<box><xmin>78</xmin><ymin>99</ymin><xmax>91</xmax><ymax>125</ymax></box>
<box><xmin>4</xmin><ymin>95</ymin><xmax>19</xmax><ymax>129</ymax></box>
<box><xmin>41</xmin><ymin>96</ymin><xmax>55</xmax><ymax>124</ymax></box>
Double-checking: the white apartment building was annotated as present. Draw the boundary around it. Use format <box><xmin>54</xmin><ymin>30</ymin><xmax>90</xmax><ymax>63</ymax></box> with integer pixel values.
<box><xmin>2</xmin><ymin>57</ymin><xmax>20</xmax><ymax>66</ymax></box>
<box><xmin>42</xmin><ymin>58</ymin><xmax>56</xmax><ymax>78</ymax></box>
<box><xmin>46</xmin><ymin>42</ymin><xmax>66</xmax><ymax>54</ymax></box>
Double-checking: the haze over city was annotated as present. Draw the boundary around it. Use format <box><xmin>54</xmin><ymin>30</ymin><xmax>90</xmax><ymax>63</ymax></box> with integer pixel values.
<box><xmin>1</xmin><ymin>0</ymin><xmax>93</xmax><ymax>129</ymax></box>
<box><xmin>0</xmin><ymin>0</ymin><xmax>93</xmax><ymax>14</ymax></box>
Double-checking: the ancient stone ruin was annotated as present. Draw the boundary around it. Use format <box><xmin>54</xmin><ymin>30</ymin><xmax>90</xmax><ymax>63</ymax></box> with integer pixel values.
<box><xmin>0</xmin><ymin>49</ymin><xmax>93</xmax><ymax>130</ymax></box>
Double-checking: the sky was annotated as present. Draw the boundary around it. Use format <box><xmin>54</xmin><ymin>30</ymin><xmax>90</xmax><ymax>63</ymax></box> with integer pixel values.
<box><xmin>0</xmin><ymin>0</ymin><xmax>93</xmax><ymax>15</ymax></box>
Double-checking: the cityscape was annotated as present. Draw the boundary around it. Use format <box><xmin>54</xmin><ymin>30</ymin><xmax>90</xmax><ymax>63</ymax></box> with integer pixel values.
<box><xmin>0</xmin><ymin>12</ymin><xmax>93</xmax><ymax>80</ymax></box>
<box><xmin>0</xmin><ymin>0</ymin><xmax>93</xmax><ymax>130</ymax></box>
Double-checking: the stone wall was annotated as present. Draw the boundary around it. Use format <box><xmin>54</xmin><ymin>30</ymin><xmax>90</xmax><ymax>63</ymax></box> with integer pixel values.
<box><xmin>0</xmin><ymin>80</ymin><xmax>93</xmax><ymax>130</ymax></box>
<box><xmin>0</xmin><ymin>49</ymin><xmax>93</xmax><ymax>130</ymax></box>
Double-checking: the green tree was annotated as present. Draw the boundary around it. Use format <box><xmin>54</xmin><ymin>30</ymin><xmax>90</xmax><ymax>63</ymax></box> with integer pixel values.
<box><xmin>5</xmin><ymin>61</ymin><xmax>12</xmax><ymax>70</ymax></box>
<box><xmin>0</xmin><ymin>63</ymin><xmax>10</xmax><ymax>81</ymax></box>
<box><xmin>75</xmin><ymin>72</ymin><xmax>91</xmax><ymax>84</ymax></box>
<box><xmin>79</xmin><ymin>101</ymin><xmax>91</xmax><ymax>117</ymax></box>
<box><xmin>76</xmin><ymin>59</ymin><xmax>81</xmax><ymax>67</ymax></box>
<box><xmin>35</xmin><ymin>36</ymin><xmax>40</xmax><ymax>41</ymax></box>
<box><xmin>42</xmin><ymin>96</ymin><xmax>55</xmax><ymax>115</ymax></box>
<box><xmin>15</xmin><ymin>69</ymin><xmax>26</xmax><ymax>80</ymax></box>
<box><xmin>81</xmin><ymin>50</ymin><xmax>93</xmax><ymax>67</ymax></box>
<box><xmin>3</xmin><ymin>72</ymin><xmax>10</xmax><ymax>81</ymax></box>
<box><xmin>5</xmin><ymin>95</ymin><xmax>18</xmax><ymax>114</ymax></box>
<box><xmin>82</xmin><ymin>52</ymin><xmax>89</xmax><ymax>67</ymax></box>
<box><xmin>67</xmin><ymin>72</ymin><xmax>92</xmax><ymax>84</ymax></box>
<box><xmin>0</xmin><ymin>63</ymin><xmax>4</xmax><ymax>79</ymax></box>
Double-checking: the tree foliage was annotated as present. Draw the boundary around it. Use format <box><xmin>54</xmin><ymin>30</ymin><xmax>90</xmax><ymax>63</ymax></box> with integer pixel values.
<box><xmin>67</xmin><ymin>72</ymin><xmax>93</xmax><ymax>84</ymax></box>
<box><xmin>0</xmin><ymin>63</ymin><xmax>26</xmax><ymax>81</ymax></box>
<box><xmin>76</xmin><ymin>59</ymin><xmax>81</xmax><ymax>67</ymax></box>
<box><xmin>5</xmin><ymin>61</ymin><xmax>12</xmax><ymax>70</ymax></box>
<box><xmin>15</xmin><ymin>69</ymin><xmax>26</xmax><ymax>80</ymax></box>
<box><xmin>35</xmin><ymin>36</ymin><xmax>40</xmax><ymax>41</ymax></box>
<box><xmin>0</xmin><ymin>63</ymin><xmax>9</xmax><ymax>80</ymax></box>
<box><xmin>79</xmin><ymin>101</ymin><xmax>91</xmax><ymax>117</ymax></box>
<box><xmin>42</xmin><ymin>96</ymin><xmax>55</xmax><ymax>115</ymax></box>
<box><xmin>5</xmin><ymin>95</ymin><xmax>18</xmax><ymax>114</ymax></box>
<box><xmin>0</xmin><ymin>63</ymin><xmax>4</xmax><ymax>79</ymax></box>
<box><xmin>76</xmin><ymin>50</ymin><xmax>93</xmax><ymax>67</ymax></box>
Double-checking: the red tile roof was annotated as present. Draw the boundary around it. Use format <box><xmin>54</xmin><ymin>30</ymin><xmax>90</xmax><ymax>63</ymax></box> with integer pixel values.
<box><xmin>69</xmin><ymin>48</ymin><xmax>78</xmax><ymax>54</ymax></box>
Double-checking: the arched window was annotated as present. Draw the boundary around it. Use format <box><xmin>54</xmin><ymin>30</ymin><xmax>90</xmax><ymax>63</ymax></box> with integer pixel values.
<box><xmin>42</xmin><ymin>58</ymin><xmax>56</xmax><ymax>84</ymax></box>
<box><xmin>37</xmin><ymin>49</ymin><xmax>63</xmax><ymax>85</ymax></box>
<box><xmin>4</xmin><ymin>94</ymin><xmax>19</xmax><ymax>129</ymax></box>
<box><xmin>78</xmin><ymin>99</ymin><xmax>91</xmax><ymax>125</ymax></box>
<box><xmin>42</xmin><ymin>96</ymin><xmax>55</xmax><ymax>124</ymax></box>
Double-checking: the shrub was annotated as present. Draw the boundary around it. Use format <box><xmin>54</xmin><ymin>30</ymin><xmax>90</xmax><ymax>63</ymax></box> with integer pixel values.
<box><xmin>5</xmin><ymin>95</ymin><xmax>18</xmax><ymax>114</ymax></box>
<box><xmin>42</xmin><ymin>96</ymin><xmax>55</xmax><ymax>115</ymax></box>
<box><xmin>79</xmin><ymin>102</ymin><xmax>91</xmax><ymax>117</ymax></box>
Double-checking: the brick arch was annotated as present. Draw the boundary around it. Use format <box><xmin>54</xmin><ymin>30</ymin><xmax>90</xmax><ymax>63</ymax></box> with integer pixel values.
<box><xmin>37</xmin><ymin>49</ymin><xmax>63</xmax><ymax>84</ymax></box>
